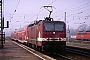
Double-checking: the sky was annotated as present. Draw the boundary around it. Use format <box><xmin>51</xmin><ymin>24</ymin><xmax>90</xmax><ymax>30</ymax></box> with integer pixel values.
<box><xmin>3</xmin><ymin>0</ymin><xmax>90</xmax><ymax>36</ymax></box>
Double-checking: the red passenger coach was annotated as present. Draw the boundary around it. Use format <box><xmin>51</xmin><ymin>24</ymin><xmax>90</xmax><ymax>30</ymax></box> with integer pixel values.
<box><xmin>17</xmin><ymin>26</ymin><xmax>29</xmax><ymax>43</ymax></box>
<box><xmin>11</xmin><ymin>32</ymin><xmax>16</xmax><ymax>40</ymax></box>
<box><xmin>11</xmin><ymin>31</ymin><xmax>18</xmax><ymax>41</ymax></box>
<box><xmin>11</xmin><ymin>26</ymin><xmax>29</xmax><ymax>44</ymax></box>
<box><xmin>27</xmin><ymin>17</ymin><xmax>66</xmax><ymax>51</ymax></box>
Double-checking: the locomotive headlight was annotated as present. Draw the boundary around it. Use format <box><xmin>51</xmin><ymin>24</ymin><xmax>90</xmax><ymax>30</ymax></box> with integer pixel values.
<box><xmin>61</xmin><ymin>38</ymin><xmax>64</xmax><ymax>40</ymax></box>
<box><xmin>38</xmin><ymin>38</ymin><xmax>47</xmax><ymax>41</ymax></box>
<box><xmin>61</xmin><ymin>38</ymin><xmax>66</xmax><ymax>41</ymax></box>
<box><xmin>27</xmin><ymin>37</ymin><xmax>28</xmax><ymax>39</ymax></box>
<box><xmin>43</xmin><ymin>38</ymin><xmax>47</xmax><ymax>41</ymax></box>
<box><xmin>53</xmin><ymin>32</ymin><xmax>55</xmax><ymax>34</ymax></box>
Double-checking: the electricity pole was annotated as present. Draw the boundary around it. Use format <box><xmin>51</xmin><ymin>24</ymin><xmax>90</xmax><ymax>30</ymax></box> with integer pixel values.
<box><xmin>0</xmin><ymin>0</ymin><xmax>9</xmax><ymax>48</ymax></box>
<box><xmin>68</xmin><ymin>25</ymin><xmax>70</xmax><ymax>42</ymax></box>
<box><xmin>65</xmin><ymin>12</ymin><xmax>66</xmax><ymax>23</ymax></box>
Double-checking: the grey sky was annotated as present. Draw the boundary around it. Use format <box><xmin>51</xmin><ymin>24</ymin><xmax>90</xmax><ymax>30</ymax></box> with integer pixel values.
<box><xmin>3</xmin><ymin>0</ymin><xmax>90</xmax><ymax>36</ymax></box>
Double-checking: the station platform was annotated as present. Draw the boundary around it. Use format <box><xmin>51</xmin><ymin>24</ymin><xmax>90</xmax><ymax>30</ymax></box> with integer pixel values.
<box><xmin>0</xmin><ymin>39</ymin><xmax>42</xmax><ymax>60</ymax></box>
<box><xmin>66</xmin><ymin>41</ymin><xmax>90</xmax><ymax>50</ymax></box>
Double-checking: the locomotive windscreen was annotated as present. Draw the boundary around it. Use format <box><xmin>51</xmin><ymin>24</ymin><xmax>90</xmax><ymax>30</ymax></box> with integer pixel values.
<box><xmin>44</xmin><ymin>23</ymin><xmax>64</xmax><ymax>31</ymax></box>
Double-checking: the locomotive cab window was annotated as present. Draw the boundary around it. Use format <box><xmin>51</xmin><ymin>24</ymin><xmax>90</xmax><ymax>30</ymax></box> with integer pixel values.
<box><xmin>55</xmin><ymin>23</ymin><xmax>64</xmax><ymax>31</ymax></box>
<box><xmin>44</xmin><ymin>23</ymin><xmax>54</xmax><ymax>31</ymax></box>
<box><xmin>44</xmin><ymin>23</ymin><xmax>64</xmax><ymax>31</ymax></box>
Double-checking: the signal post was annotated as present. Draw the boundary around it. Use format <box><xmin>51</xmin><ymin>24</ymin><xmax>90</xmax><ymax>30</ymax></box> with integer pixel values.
<box><xmin>0</xmin><ymin>0</ymin><xmax>9</xmax><ymax>48</ymax></box>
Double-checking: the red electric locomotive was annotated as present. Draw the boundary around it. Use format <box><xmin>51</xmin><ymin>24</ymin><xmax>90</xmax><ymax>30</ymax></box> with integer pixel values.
<box><xmin>76</xmin><ymin>32</ymin><xmax>90</xmax><ymax>40</ymax></box>
<box><xmin>27</xmin><ymin>18</ymin><xmax>66</xmax><ymax>51</ymax></box>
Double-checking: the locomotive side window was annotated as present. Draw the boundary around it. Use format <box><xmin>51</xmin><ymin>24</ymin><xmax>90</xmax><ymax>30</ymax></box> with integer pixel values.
<box><xmin>55</xmin><ymin>23</ymin><xmax>64</xmax><ymax>31</ymax></box>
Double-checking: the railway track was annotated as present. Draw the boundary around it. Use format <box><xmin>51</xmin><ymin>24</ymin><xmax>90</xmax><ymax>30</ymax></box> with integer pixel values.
<box><xmin>52</xmin><ymin>52</ymin><xmax>74</xmax><ymax>60</ymax></box>
<box><xmin>42</xmin><ymin>51</ymin><xmax>74</xmax><ymax>60</ymax></box>
<box><xmin>43</xmin><ymin>46</ymin><xmax>90</xmax><ymax>60</ymax></box>
<box><xmin>49</xmin><ymin>49</ymin><xmax>90</xmax><ymax>60</ymax></box>
<box><xmin>66</xmin><ymin>46</ymin><xmax>90</xmax><ymax>57</ymax></box>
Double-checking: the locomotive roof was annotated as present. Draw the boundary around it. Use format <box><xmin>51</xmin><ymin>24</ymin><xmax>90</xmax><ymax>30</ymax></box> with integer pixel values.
<box><xmin>27</xmin><ymin>19</ymin><xmax>65</xmax><ymax>27</ymax></box>
<box><xmin>28</xmin><ymin>23</ymin><xmax>34</xmax><ymax>27</ymax></box>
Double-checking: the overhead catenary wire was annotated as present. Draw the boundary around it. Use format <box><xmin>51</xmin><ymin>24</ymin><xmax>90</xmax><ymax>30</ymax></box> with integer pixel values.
<box><xmin>53</xmin><ymin>0</ymin><xmax>86</xmax><ymax>14</ymax></box>
<box><xmin>9</xmin><ymin>0</ymin><xmax>90</xmax><ymax>29</ymax></box>
<box><xmin>57</xmin><ymin>10</ymin><xmax>90</xmax><ymax>22</ymax></box>
<box><xmin>9</xmin><ymin>0</ymin><xmax>57</xmax><ymax>27</ymax></box>
<box><xmin>9</xmin><ymin>0</ymin><xmax>88</xmax><ymax>22</ymax></box>
<box><xmin>23</xmin><ymin>0</ymin><xmax>57</xmax><ymax>25</ymax></box>
<box><xmin>66</xmin><ymin>8</ymin><xmax>90</xmax><ymax>18</ymax></box>
<box><xmin>54</xmin><ymin>2</ymin><xmax>90</xmax><ymax>21</ymax></box>
<box><xmin>24</xmin><ymin>0</ymin><xmax>90</xmax><ymax>28</ymax></box>
<box><xmin>66</xmin><ymin>3</ymin><xmax>90</xmax><ymax>15</ymax></box>
<box><xmin>29</xmin><ymin>0</ymin><xmax>57</xmax><ymax>20</ymax></box>
<box><xmin>52</xmin><ymin>0</ymin><xmax>89</xmax><ymax>20</ymax></box>
<box><xmin>68</xmin><ymin>8</ymin><xmax>90</xmax><ymax>20</ymax></box>
<box><xmin>53</xmin><ymin>1</ymin><xmax>90</xmax><ymax>19</ymax></box>
<box><xmin>9</xmin><ymin>0</ymin><xmax>20</xmax><ymax>22</ymax></box>
<box><xmin>21</xmin><ymin>0</ymin><xmax>50</xmax><ymax>25</ymax></box>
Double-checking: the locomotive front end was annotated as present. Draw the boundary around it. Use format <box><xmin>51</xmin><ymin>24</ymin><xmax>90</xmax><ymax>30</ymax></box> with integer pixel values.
<box><xmin>38</xmin><ymin>21</ymin><xmax>66</xmax><ymax>51</ymax></box>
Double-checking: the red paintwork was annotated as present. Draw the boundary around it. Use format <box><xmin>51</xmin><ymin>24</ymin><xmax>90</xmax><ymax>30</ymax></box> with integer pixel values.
<box><xmin>28</xmin><ymin>21</ymin><xmax>66</xmax><ymax>46</ymax></box>
<box><xmin>11</xmin><ymin>26</ymin><xmax>29</xmax><ymax>43</ymax></box>
<box><xmin>76</xmin><ymin>32</ymin><xmax>90</xmax><ymax>40</ymax></box>
<box><xmin>11</xmin><ymin>32</ymin><xmax>17</xmax><ymax>40</ymax></box>
<box><xmin>11</xmin><ymin>20</ymin><xmax>66</xmax><ymax>48</ymax></box>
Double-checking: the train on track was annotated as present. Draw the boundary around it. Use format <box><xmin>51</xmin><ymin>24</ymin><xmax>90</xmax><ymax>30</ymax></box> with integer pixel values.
<box><xmin>11</xmin><ymin>6</ymin><xmax>66</xmax><ymax>52</ymax></box>
<box><xmin>76</xmin><ymin>32</ymin><xmax>90</xmax><ymax>41</ymax></box>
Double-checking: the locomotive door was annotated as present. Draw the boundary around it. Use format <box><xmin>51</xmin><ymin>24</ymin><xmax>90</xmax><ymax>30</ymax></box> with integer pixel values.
<box><xmin>36</xmin><ymin>24</ymin><xmax>40</xmax><ymax>46</ymax></box>
<box><xmin>36</xmin><ymin>26</ymin><xmax>38</xmax><ymax>46</ymax></box>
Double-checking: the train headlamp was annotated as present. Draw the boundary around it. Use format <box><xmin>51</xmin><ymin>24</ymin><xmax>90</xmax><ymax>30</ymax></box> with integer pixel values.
<box><xmin>53</xmin><ymin>32</ymin><xmax>55</xmax><ymax>34</ymax></box>
<box><xmin>61</xmin><ymin>38</ymin><xmax>66</xmax><ymax>41</ymax></box>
